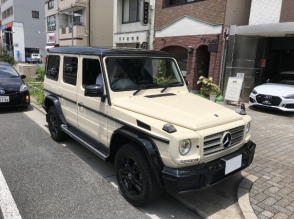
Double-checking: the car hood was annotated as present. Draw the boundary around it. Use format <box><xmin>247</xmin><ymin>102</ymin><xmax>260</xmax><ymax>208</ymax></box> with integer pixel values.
<box><xmin>113</xmin><ymin>92</ymin><xmax>243</xmax><ymax>131</ymax></box>
<box><xmin>254</xmin><ymin>83</ymin><xmax>294</xmax><ymax>96</ymax></box>
<box><xmin>0</xmin><ymin>77</ymin><xmax>22</xmax><ymax>92</ymax></box>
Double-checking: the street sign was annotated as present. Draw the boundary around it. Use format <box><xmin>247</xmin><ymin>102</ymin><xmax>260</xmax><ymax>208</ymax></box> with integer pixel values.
<box><xmin>141</xmin><ymin>1</ymin><xmax>149</xmax><ymax>26</ymax></box>
<box><xmin>208</xmin><ymin>43</ymin><xmax>218</xmax><ymax>52</ymax></box>
<box><xmin>141</xmin><ymin>42</ymin><xmax>148</xmax><ymax>49</ymax></box>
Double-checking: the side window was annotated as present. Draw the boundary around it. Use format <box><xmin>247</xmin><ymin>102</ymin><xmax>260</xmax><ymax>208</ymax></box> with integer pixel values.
<box><xmin>46</xmin><ymin>55</ymin><xmax>60</xmax><ymax>81</ymax></box>
<box><xmin>82</xmin><ymin>58</ymin><xmax>101</xmax><ymax>86</ymax></box>
<box><xmin>63</xmin><ymin>56</ymin><xmax>78</xmax><ymax>86</ymax></box>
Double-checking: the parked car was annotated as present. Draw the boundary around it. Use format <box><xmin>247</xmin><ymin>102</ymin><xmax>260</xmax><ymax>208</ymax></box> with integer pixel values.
<box><xmin>43</xmin><ymin>47</ymin><xmax>255</xmax><ymax>206</ymax></box>
<box><xmin>0</xmin><ymin>62</ymin><xmax>30</xmax><ymax>108</ymax></box>
<box><xmin>249</xmin><ymin>72</ymin><xmax>294</xmax><ymax>111</ymax></box>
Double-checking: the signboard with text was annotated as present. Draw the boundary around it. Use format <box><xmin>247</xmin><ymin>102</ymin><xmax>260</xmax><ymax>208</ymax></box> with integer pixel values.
<box><xmin>224</xmin><ymin>77</ymin><xmax>244</xmax><ymax>102</ymax></box>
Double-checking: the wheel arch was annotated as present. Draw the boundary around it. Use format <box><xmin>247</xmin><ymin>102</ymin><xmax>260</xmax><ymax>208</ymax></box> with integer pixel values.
<box><xmin>43</xmin><ymin>95</ymin><xmax>67</xmax><ymax>125</ymax></box>
<box><xmin>109</xmin><ymin>127</ymin><xmax>166</xmax><ymax>188</ymax></box>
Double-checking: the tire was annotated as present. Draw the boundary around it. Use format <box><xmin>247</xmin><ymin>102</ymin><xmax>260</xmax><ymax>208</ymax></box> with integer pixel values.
<box><xmin>115</xmin><ymin>144</ymin><xmax>163</xmax><ymax>206</ymax></box>
<box><xmin>47</xmin><ymin>106</ymin><xmax>67</xmax><ymax>141</ymax></box>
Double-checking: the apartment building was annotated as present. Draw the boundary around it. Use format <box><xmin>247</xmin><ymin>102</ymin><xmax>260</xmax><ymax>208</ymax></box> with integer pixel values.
<box><xmin>154</xmin><ymin>0</ymin><xmax>251</xmax><ymax>93</ymax></box>
<box><xmin>45</xmin><ymin>0</ymin><xmax>113</xmax><ymax>47</ymax></box>
<box><xmin>113</xmin><ymin>0</ymin><xmax>155</xmax><ymax>49</ymax></box>
<box><xmin>1</xmin><ymin>0</ymin><xmax>46</xmax><ymax>62</ymax></box>
<box><xmin>224</xmin><ymin>0</ymin><xmax>294</xmax><ymax>99</ymax></box>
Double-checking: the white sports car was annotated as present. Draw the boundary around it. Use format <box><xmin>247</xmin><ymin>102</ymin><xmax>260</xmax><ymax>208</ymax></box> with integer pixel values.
<box><xmin>249</xmin><ymin>72</ymin><xmax>294</xmax><ymax>112</ymax></box>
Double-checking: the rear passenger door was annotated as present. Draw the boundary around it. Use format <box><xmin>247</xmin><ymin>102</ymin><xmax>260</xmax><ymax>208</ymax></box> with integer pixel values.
<box><xmin>76</xmin><ymin>56</ymin><xmax>108</xmax><ymax>146</ymax></box>
<box><xmin>59</xmin><ymin>55</ymin><xmax>79</xmax><ymax>127</ymax></box>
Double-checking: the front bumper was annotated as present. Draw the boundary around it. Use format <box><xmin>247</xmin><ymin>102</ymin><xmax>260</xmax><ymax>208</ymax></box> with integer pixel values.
<box><xmin>0</xmin><ymin>91</ymin><xmax>30</xmax><ymax>107</ymax></box>
<box><xmin>161</xmin><ymin>140</ymin><xmax>256</xmax><ymax>193</ymax></box>
<box><xmin>249</xmin><ymin>93</ymin><xmax>294</xmax><ymax>112</ymax></box>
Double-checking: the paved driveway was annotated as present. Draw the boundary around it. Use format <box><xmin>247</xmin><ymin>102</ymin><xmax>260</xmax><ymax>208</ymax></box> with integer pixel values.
<box><xmin>223</xmin><ymin>103</ymin><xmax>294</xmax><ymax>219</ymax></box>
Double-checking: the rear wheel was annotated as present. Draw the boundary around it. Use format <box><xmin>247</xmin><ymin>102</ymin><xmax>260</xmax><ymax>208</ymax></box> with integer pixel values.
<box><xmin>115</xmin><ymin>144</ymin><xmax>163</xmax><ymax>206</ymax></box>
<box><xmin>47</xmin><ymin>106</ymin><xmax>67</xmax><ymax>141</ymax></box>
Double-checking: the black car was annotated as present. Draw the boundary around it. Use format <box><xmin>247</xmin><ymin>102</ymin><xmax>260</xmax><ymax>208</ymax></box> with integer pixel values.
<box><xmin>0</xmin><ymin>62</ymin><xmax>30</xmax><ymax>108</ymax></box>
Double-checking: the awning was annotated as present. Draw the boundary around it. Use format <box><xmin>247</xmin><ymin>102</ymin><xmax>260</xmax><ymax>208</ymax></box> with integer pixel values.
<box><xmin>45</xmin><ymin>46</ymin><xmax>54</xmax><ymax>50</ymax></box>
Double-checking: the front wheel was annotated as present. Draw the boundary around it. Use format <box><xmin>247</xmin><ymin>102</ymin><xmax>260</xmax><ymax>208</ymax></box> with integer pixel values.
<box><xmin>115</xmin><ymin>144</ymin><xmax>163</xmax><ymax>206</ymax></box>
<box><xmin>47</xmin><ymin>106</ymin><xmax>67</xmax><ymax>141</ymax></box>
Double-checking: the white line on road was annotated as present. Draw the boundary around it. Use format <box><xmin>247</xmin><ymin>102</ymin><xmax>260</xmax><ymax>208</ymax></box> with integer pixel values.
<box><xmin>0</xmin><ymin>169</ymin><xmax>22</xmax><ymax>219</ymax></box>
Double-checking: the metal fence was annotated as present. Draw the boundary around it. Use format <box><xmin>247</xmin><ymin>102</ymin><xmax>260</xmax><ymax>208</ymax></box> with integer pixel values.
<box><xmin>26</xmin><ymin>82</ymin><xmax>44</xmax><ymax>94</ymax></box>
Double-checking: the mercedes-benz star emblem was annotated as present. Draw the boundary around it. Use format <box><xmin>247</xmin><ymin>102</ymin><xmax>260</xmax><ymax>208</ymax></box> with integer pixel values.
<box><xmin>0</xmin><ymin>89</ymin><xmax>5</xmax><ymax>95</ymax></box>
<box><xmin>221</xmin><ymin>132</ymin><xmax>232</xmax><ymax>148</ymax></box>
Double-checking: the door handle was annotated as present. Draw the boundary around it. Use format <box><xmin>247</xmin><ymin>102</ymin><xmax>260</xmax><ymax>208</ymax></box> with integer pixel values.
<box><xmin>78</xmin><ymin>102</ymin><xmax>84</xmax><ymax>107</ymax></box>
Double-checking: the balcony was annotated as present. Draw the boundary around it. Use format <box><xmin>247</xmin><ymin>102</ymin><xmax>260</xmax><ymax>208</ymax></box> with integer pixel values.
<box><xmin>59</xmin><ymin>0</ymin><xmax>87</xmax><ymax>12</ymax></box>
<box><xmin>59</xmin><ymin>23</ymin><xmax>88</xmax><ymax>46</ymax></box>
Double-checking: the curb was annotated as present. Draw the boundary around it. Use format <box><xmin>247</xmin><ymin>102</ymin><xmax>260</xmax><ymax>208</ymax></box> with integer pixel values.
<box><xmin>29</xmin><ymin>97</ymin><xmax>46</xmax><ymax>114</ymax></box>
<box><xmin>238</xmin><ymin>174</ymin><xmax>258</xmax><ymax>219</ymax></box>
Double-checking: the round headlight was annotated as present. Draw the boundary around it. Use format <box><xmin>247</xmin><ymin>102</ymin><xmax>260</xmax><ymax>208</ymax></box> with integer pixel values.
<box><xmin>246</xmin><ymin>122</ymin><xmax>250</xmax><ymax>133</ymax></box>
<box><xmin>179</xmin><ymin>139</ymin><xmax>191</xmax><ymax>155</ymax></box>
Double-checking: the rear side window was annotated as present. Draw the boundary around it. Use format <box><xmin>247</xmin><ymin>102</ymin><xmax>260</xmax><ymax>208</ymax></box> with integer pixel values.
<box><xmin>46</xmin><ymin>55</ymin><xmax>60</xmax><ymax>81</ymax></box>
<box><xmin>63</xmin><ymin>56</ymin><xmax>78</xmax><ymax>86</ymax></box>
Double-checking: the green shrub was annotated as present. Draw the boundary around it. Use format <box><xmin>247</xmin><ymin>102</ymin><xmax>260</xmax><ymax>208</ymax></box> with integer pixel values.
<box><xmin>0</xmin><ymin>47</ymin><xmax>17</xmax><ymax>66</ymax></box>
<box><xmin>35</xmin><ymin>65</ymin><xmax>45</xmax><ymax>82</ymax></box>
<box><xmin>197</xmin><ymin>76</ymin><xmax>221</xmax><ymax>96</ymax></box>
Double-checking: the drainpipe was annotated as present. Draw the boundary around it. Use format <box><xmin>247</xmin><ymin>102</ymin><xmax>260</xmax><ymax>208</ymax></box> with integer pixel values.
<box><xmin>88</xmin><ymin>0</ymin><xmax>91</xmax><ymax>46</ymax></box>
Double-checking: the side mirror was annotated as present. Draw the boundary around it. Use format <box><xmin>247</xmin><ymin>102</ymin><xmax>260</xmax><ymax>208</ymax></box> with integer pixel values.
<box><xmin>185</xmin><ymin>80</ymin><xmax>189</xmax><ymax>86</ymax></box>
<box><xmin>235</xmin><ymin>103</ymin><xmax>246</xmax><ymax>115</ymax></box>
<box><xmin>84</xmin><ymin>84</ymin><xmax>104</xmax><ymax>97</ymax></box>
<box><xmin>20</xmin><ymin>75</ymin><xmax>26</xmax><ymax>79</ymax></box>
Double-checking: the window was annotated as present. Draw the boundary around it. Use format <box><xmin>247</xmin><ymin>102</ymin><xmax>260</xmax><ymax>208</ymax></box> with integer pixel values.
<box><xmin>32</xmin><ymin>10</ymin><xmax>39</xmax><ymax>19</ymax></box>
<box><xmin>47</xmin><ymin>15</ymin><xmax>56</xmax><ymax>31</ymax></box>
<box><xmin>123</xmin><ymin>0</ymin><xmax>141</xmax><ymax>23</ymax></box>
<box><xmin>82</xmin><ymin>59</ymin><xmax>101</xmax><ymax>86</ymax></box>
<box><xmin>48</xmin><ymin>0</ymin><xmax>54</xmax><ymax>10</ymax></box>
<box><xmin>105</xmin><ymin>58</ymin><xmax>183</xmax><ymax>91</ymax></box>
<box><xmin>46</xmin><ymin>55</ymin><xmax>60</xmax><ymax>81</ymax></box>
<box><xmin>63</xmin><ymin>57</ymin><xmax>78</xmax><ymax>86</ymax></box>
<box><xmin>2</xmin><ymin>6</ymin><xmax>13</xmax><ymax>20</ymax></box>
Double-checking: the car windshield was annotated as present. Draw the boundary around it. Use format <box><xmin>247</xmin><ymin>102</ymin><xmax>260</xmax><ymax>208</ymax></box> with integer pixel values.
<box><xmin>0</xmin><ymin>65</ymin><xmax>19</xmax><ymax>78</ymax></box>
<box><xmin>271</xmin><ymin>73</ymin><xmax>294</xmax><ymax>85</ymax></box>
<box><xmin>105</xmin><ymin>58</ymin><xmax>183</xmax><ymax>91</ymax></box>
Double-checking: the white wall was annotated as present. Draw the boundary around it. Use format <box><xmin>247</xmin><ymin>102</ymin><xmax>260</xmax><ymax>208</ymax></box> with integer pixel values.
<box><xmin>12</xmin><ymin>23</ymin><xmax>25</xmax><ymax>62</ymax></box>
<box><xmin>249</xmin><ymin>0</ymin><xmax>282</xmax><ymax>25</ymax></box>
<box><xmin>155</xmin><ymin>16</ymin><xmax>222</xmax><ymax>38</ymax></box>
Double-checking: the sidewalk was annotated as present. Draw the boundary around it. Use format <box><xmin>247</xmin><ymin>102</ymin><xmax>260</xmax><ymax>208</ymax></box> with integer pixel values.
<box><xmin>221</xmin><ymin>102</ymin><xmax>294</xmax><ymax>219</ymax></box>
<box><xmin>29</xmin><ymin>97</ymin><xmax>294</xmax><ymax>219</ymax></box>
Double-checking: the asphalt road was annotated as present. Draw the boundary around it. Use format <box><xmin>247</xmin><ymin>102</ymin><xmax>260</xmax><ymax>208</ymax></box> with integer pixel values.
<box><xmin>0</xmin><ymin>106</ymin><xmax>201</xmax><ymax>219</ymax></box>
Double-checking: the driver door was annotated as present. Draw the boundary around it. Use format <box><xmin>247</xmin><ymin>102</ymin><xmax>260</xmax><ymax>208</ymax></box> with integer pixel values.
<box><xmin>76</xmin><ymin>56</ymin><xmax>108</xmax><ymax>146</ymax></box>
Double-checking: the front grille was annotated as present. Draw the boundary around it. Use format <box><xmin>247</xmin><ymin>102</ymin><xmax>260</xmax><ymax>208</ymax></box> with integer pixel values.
<box><xmin>256</xmin><ymin>94</ymin><xmax>281</xmax><ymax>106</ymax></box>
<box><xmin>203</xmin><ymin>125</ymin><xmax>245</xmax><ymax>156</ymax></box>
<box><xmin>285</xmin><ymin>104</ymin><xmax>294</xmax><ymax>109</ymax></box>
<box><xmin>249</xmin><ymin>97</ymin><xmax>255</xmax><ymax>103</ymax></box>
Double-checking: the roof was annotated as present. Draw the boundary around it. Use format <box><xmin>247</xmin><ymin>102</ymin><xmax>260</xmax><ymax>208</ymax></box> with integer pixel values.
<box><xmin>48</xmin><ymin>46</ymin><xmax>171</xmax><ymax>57</ymax></box>
<box><xmin>280</xmin><ymin>71</ymin><xmax>294</xmax><ymax>74</ymax></box>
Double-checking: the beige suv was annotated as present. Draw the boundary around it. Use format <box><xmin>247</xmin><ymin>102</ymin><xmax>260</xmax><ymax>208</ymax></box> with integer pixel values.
<box><xmin>43</xmin><ymin>47</ymin><xmax>256</xmax><ymax>206</ymax></box>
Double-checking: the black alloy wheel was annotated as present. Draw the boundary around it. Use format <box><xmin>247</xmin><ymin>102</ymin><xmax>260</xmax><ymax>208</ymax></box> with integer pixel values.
<box><xmin>48</xmin><ymin>106</ymin><xmax>67</xmax><ymax>141</ymax></box>
<box><xmin>115</xmin><ymin>144</ymin><xmax>163</xmax><ymax>206</ymax></box>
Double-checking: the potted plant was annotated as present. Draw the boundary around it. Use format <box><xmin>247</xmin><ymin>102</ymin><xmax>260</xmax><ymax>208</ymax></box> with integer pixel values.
<box><xmin>197</xmin><ymin>76</ymin><xmax>221</xmax><ymax>101</ymax></box>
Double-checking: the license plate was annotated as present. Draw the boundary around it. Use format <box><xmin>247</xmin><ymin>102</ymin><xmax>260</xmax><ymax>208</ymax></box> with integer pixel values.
<box><xmin>262</xmin><ymin>100</ymin><xmax>272</xmax><ymax>105</ymax></box>
<box><xmin>0</xmin><ymin>96</ymin><xmax>9</xmax><ymax>103</ymax></box>
<box><xmin>223</xmin><ymin>154</ymin><xmax>242</xmax><ymax>175</ymax></box>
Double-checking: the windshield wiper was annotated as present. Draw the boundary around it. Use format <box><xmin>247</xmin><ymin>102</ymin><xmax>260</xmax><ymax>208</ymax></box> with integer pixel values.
<box><xmin>133</xmin><ymin>84</ymin><xmax>158</xmax><ymax>96</ymax></box>
<box><xmin>161</xmin><ymin>82</ymin><xmax>183</xmax><ymax>93</ymax></box>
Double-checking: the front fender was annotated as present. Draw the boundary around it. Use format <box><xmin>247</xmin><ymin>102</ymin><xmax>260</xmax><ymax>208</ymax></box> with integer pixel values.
<box><xmin>110</xmin><ymin>127</ymin><xmax>166</xmax><ymax>188</ymax></box>
<box><xmin>43</xmin><ymin>95</ymin><xmax>67</xmax><ymax>125</ymax></box>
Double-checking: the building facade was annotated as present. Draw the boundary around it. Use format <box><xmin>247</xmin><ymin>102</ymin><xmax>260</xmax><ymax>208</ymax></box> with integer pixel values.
<box><xmin>154</xmin><ymin>0</ymin><xmax>251</xmax><ymax>93</ymax></box>
<box><xmin>45</xmin><ymin>0</ymin><xmax>113</xmax><ymax>48</ymax></box>
<box><xmin>225</xmin><ymin>0</ymin><xmax>294</xmax><ymax>101</ymax></box>
<box><xmin>1</xmin><ymin>0</ymin><xmax>46</xmax><ymax>62</ymax></box>
<box><xmin>113</xmin><ymin>0</ymin><xmax>155</xmax><ymax>49</ymax></box>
